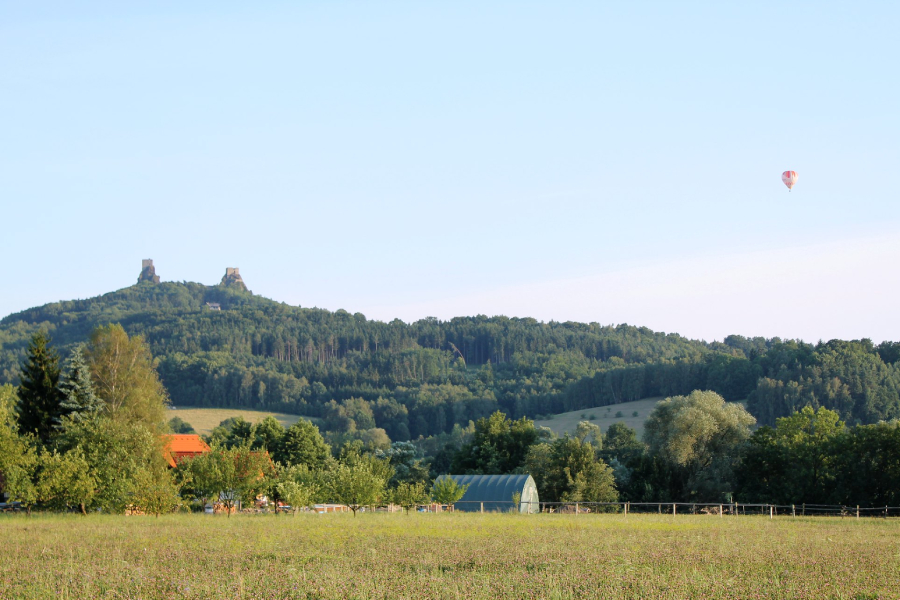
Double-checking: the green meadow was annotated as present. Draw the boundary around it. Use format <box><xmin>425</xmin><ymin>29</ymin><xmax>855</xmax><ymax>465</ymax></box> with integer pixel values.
<box><xmin>1</xmin><ymin>513</ymin><xmax>897</xmax><ymax>599</ymax></box>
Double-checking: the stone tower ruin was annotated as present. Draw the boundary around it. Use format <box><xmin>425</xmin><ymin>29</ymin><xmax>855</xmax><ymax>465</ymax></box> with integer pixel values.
<box><xmin>219</xmin><ymin>267</ymin><xmax>248</xmax><ymax>291</ymax></box>
<box><xmin>138</xmin><ymin>259</ymin><xmax>160</xmax><ymax>284</ymax></box>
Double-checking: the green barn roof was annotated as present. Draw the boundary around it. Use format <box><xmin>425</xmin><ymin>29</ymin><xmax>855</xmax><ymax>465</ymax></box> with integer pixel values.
<box><xmin>442</xmin><ymin>474</ymin><xmax>539</xmax><ymax>513</ymax></box>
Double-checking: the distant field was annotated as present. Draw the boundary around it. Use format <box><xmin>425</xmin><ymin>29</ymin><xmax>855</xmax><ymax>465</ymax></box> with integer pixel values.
<box><xmin>534</xmin><ymin>397</ymin><xmax>664</xmax><ymax>439</ymax></box>
<box><xmin>167</xmin><ymin>407</ymin><xmax>316</xmax><ymax>435</ymax></box>
<box><xmin>1</xmin><ymin>513</ymin><xmax>897</xmax><ymax>599</ymax></box>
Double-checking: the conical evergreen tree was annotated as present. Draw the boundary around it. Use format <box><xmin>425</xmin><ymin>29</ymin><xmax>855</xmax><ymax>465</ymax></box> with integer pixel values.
<box><xmin>57</xmin><ymin>344</ymin><xmax>102</xmax><ymax>426</ymax></box>
<box><xmin>16</xmin><ymin>331</ymin><xmax>65</xmax><ymax>445</ymax></box>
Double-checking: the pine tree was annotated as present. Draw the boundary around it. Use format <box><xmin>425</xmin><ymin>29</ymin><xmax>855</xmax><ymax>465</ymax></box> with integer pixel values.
<box><xmin>57</xmin><ymin>344</ymin><xmax>102</xmax><ymax>426</ymax></box>
<box><xmin>16</xmin><ymin>331</ymin><xmax>65</xmax><ymax>445</ymax></box>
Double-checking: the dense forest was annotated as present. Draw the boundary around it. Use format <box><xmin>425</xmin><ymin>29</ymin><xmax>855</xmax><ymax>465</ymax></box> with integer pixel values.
<box><xmin>1</xmin><ymin>280</ymin><xmax>898</xmax><ymax>446</ymax></box>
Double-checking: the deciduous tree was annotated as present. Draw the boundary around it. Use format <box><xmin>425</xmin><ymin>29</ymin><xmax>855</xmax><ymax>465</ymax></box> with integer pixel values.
<box><xmin>35</xmin><ymin>449</ymin><xmax>95</xmax><ymax>514</ymax></box>
<box><xmin>430</xmin><ymin>476</ymin><xmax>469</xmax><ymax>511</ymax></box>
<box><xmin>85</xmin><ymin>324</ymin><xmax>169</xmax><ymax>430</ymax></box>
<box><xmin>390</xmin><ymin>481</ymin><xmax>428</xmax><ymax>514</ymax></box>
<box><xmin>327</xmin><ymin>451</ymin><xmax>389</xmax><ymax>516</ymax></box>
<box><xmin>273</xmin><ymin>419</ymin><xmax>330</xmax><ymax>468</ymax></box>
<box><xmin>451</xmin><ymin>411</ymin><xmax>538</xmax><ymax>474</ymax></box>
<box><xmin>644</xmin><ymin>390</ymin><xmax>755</xmax><ymax>501</ymax></box>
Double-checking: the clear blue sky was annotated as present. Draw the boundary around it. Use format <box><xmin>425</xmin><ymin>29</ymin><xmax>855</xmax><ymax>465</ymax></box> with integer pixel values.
<box><xmin>2</xmin><ymin>1</ymin><xmax>898</xmax><ymax>342</ymax></box>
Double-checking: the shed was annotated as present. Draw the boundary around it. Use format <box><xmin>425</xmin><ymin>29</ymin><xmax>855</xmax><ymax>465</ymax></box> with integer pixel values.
<box><xmin>442</xmin><ymin>474</ymin><xmax>540</xmax><ymax>514</ymax></box>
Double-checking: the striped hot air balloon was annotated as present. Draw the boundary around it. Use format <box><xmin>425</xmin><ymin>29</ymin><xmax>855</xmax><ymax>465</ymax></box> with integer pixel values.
<box><xmin>782</xmin><ymin>170</ymin><xmax>798</xmax><ymax>191</ymax></box>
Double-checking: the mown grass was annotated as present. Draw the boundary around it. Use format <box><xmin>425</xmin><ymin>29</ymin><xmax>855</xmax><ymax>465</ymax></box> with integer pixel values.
<box><xmin>1</xmin><ymin>513</ymin><xmax>897</xmax><ymax>599</ymax></box>
<box><xmin>167</xmin><ymin>407</ymin><xmax>317</xmax><ymax>435</ymax></box>
<box><xmin>534</xmin><ymin>397</ymin><xmax>664</xmax><ymax>438</ymax></box>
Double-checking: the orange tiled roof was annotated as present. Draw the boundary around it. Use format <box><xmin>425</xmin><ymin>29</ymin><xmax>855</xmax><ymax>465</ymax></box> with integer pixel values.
<box><xmin>162</xmin><ymin>434</ymin><xmax>211</xmax><ymax>468</ymax></box>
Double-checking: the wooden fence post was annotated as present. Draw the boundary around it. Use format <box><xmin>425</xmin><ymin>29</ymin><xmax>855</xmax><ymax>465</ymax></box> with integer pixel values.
<box><xmin>480</xmin><ymin>502</ymin><xmax>483</xmax><ymax>514</ymax></box>
<box><xmin>673</xmin><ymin>503</ymin><xmax>676</xmax><ymax>516</ymax></box>
<box><xmin>575</xmin><ymin>502</ymin><xmax>579</xmax><ymax>515</ymax></box>
<box><xmin>802</xmin><ymin>503</ymin><xmax>805</xmax><ymax>516</ymax></box>
<box><xmin>718</xmin><ymin>504</ymin><xmax>722</xmax><ymax>517</ymax></box>
<box><xmin>624</xmin><ymin>502</ymin><xmax>628</xmax><ymax>516</ymax></box>
<box><xmin>856</xmin><ymin>505</ymin><xmax>859</xmax><ymax>519</ymax></box>
<box><xmin>770</xmin><ymin>505</ymin><xmax>773</xmax><ymax>519</ymax></box>
<box><xmin>792</xmin><ymin>504</ymin><xmax>795</xmax><ymax>518</ymax></box>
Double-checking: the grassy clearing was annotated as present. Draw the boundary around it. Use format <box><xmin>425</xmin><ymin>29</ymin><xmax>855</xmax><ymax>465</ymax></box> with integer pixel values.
<box><xmin>534</xmin><ymin>397</ymin><xmax>664</xmax><ymax>438</ymax></box>
<box><xmin>1</xmin><ymin>513</ymin><xmax>897</xmax><ymax>599</ymax></box>
<box><xmin>167</xmin><ymin>407</ymin><xmax>316</xmax><ymax>435</ymax></box>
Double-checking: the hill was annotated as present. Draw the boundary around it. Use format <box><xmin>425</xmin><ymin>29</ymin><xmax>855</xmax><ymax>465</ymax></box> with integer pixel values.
<box><xmin>2</xmin><ymin>269</ymin><xmax>899</xmax><ymax>446</ymax></box>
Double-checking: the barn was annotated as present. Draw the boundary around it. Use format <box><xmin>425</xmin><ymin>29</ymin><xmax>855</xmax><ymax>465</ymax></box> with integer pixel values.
<box><xmin>442</xmin><ymin>474</ymin><xmax>540</xmax><ymax>514</ymax></box>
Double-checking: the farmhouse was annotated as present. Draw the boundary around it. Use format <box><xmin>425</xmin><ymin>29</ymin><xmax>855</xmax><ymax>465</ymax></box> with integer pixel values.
<box><xmin>443</xmin><ymin>474</ymin><xmax>540</xmax><ymax>514</ymax></box>
<box><xmin>162</xmin><ymin>434</ymin><xmax>211</xmax><ymax>468</ymax></box>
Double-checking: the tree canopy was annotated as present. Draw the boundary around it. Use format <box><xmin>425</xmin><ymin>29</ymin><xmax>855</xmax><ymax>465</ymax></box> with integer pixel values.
<box><xmin>1</xmin><ymin>282</ymin><xmax>897</xmax><ymax>451</ymax></box>
<box><xmin>643</xmin><ymin>390</ymin><xmax>755</xmax><ymax>501</ymax></box>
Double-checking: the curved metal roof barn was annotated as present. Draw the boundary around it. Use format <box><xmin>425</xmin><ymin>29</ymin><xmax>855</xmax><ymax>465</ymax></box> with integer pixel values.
<box><xmin>442</xmin><ymin>474</ymin><xmax>539</xmax><ymax>513</ymax></box>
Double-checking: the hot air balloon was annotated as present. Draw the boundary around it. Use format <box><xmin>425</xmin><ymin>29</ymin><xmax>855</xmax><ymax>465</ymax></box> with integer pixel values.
<box><xmin>782</xmin><ymin>170</ymin><xmax>798</xmax><ymax>191</ymax></box>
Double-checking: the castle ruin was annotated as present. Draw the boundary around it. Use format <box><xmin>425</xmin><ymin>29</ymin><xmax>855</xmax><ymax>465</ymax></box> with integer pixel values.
<box><xmin>219</xmin><ymin>267</ymin><xmax>248</xmax><ymax>291</ymax></box>
<box><xmin>138</xmin><ymin>259</ymin><xmax>160</xmax><ymax>284</ymax></box>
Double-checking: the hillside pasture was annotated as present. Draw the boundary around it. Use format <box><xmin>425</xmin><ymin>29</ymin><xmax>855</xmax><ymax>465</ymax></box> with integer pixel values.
<box><xmin>1</xmin><ymin>513</ymin><xmax>897</xmax><ymax>599</ymax></box>
<box><xmin>167</xmin><ymin>407</ymin><xmax>316</xmax><ymax>435</ymax></box>
<box><xmin>534</xmin><ymin>397</ymin><xmax>664</xmax><ymax>439</ymax></box>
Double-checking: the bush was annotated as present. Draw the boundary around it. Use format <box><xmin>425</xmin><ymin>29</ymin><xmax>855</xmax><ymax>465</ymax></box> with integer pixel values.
<box><xmin>632</xmin><ymin>411</ymin><xmax>639</xmax><ymax>417</ymax></box>
<box><xmin>589</xmin><ymin>414</ymin><xmax>597</xmax><ymax>421</ymax></box>
<box><xmin>615</xmin><ymin>411</ymin><xmax>624</xmax><ymax>418</ymax></box>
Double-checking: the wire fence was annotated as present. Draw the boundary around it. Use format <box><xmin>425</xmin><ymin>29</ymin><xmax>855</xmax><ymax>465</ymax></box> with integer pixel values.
<box><xmin>4</xmin><ymin>499</ymin><xmax>896</xmax><ymax>518</ymax></box>
<box><xmin>425</xmin><ymin>500</ymin><xmax>900</xmax><ymax>518</ymax></box>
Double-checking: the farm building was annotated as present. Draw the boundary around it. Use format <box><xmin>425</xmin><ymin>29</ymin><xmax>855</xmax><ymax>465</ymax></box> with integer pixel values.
<box><xmin>162</xmin><ymin>434</ymin><xmax>211</xmax><ymax>468</ymax></box>
<box><xmin>442</xmin><ymin>474</ymin><xmax>540</xmax><ymax>514</ymax></box>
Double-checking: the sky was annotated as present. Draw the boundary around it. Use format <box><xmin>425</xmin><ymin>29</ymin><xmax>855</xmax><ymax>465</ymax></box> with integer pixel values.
<box><xmin>1</xmin><ymin>1</ymin><xmax>898</xmax><ymax>343</ymax></box>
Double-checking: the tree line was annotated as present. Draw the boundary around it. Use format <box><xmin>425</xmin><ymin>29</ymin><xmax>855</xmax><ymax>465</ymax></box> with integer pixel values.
<box><xmin>2</xmin><ymin>327</ymin><xmax>898</xmax><ymax>514</ymax></box>
<box><xmin>1</xmin><ymin>281</ymin><xmax>898</xmax><ymax>454</ymax></box>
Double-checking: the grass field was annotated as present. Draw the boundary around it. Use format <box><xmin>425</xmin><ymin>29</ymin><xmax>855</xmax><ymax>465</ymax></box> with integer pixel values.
<box><xmin>533</xmin><ymin>397</ymin><xmax>664</xmax><ymax>439</ymax></box>
<box><xmin>167</xmin><ymin>407</ymin><xmax>316</xmax><ymax>435</ymax></box>
<box><xmin>1</xmin><ymin>513</ymin><xmax>897</xmax><ymax>599</ymax></box>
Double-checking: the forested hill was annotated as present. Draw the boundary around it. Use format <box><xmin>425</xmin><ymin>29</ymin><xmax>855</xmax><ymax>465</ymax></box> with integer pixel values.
<box><xmin>1</xmin><ymin>281</ymin><xmax>899</xmax><ymax>442</ymax></box>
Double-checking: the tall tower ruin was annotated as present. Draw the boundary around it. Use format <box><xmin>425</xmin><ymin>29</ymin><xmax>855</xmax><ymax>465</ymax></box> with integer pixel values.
<box><xmin>138</xmin><ymin>259</ymin><xmax>160</xmax><ymax>284</ymax></box>
<box><xmin>219</xmin><ymin>267</ymin><xmax>248</xmax><ymax>291</ymax></box>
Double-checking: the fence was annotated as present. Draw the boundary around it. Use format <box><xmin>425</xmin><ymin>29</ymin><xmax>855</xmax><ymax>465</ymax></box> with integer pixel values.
<box><xmin>439</xmin><ymin>500</ymin><xmax>900</xmax><ymax>518</ymax></box>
